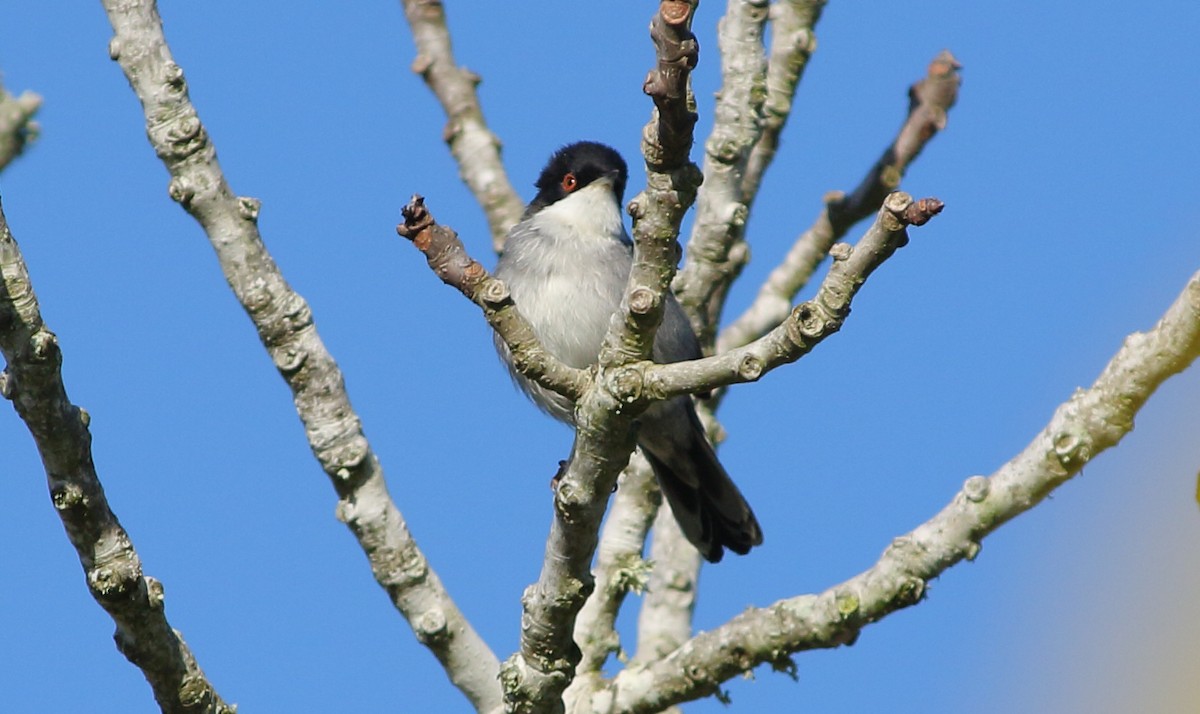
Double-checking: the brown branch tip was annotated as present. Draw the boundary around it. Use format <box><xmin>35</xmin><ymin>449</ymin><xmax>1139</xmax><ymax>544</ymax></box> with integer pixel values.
<box><xmin>396</xmin><ymin>193</ymin><xmax>435</xmax><ymax>244</ymax></box>
<box><xmin>395</xmin><ymin>193</ymin><xmax>491</xmax><ymax>298</ymax></box>
<box><xmin>910</xmin><ymin>50</ymin><xmax>961</xmax><ymax>119</ymax></box>
<box><xmin>903</xmin><ymin>197</ymin><xmax>944</xmax><ymax>226</ymax></box>
<box><xmin>643</xmin><ymin>1</ymin><xmax>699</xmax><ymax>99</ymax></box>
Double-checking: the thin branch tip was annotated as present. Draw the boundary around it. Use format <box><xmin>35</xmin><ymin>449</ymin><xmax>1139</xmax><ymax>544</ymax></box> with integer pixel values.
<box><xmin>903</xmin><ymin>196</ymin><xmax>944</xmax><ymax>226</ymax></box>
<box><xmin>397</xmin><ymin>194</ymin><xmax>434</xmax><ymax>240</ymax></box>
<box><xmin>932</xmin><ymin>49</ymin><xmax>963</xmax><ymax>73</ymax></box>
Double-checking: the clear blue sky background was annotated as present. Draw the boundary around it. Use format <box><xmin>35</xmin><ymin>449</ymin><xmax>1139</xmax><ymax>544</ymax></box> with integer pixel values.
<box><xmin>2</xmin><ymin>3</ymin><xmax>1199</xmax><ymax>713</ymax></box>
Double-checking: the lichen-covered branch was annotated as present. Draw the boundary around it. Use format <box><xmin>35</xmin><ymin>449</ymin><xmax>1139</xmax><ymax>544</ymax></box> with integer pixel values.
<box><xmin>611</xmin><ymin>0</ymin><xmax>705</xmax><ymax>369</ymax></box>
<box><xmin>570</xmin><ymin>453</ymin><xmax>658</xmax><ymax>677</ymax></box>
<box><xmin>573</xmin><ymin>193</ymin><xmax>941</xmax><ymax>410</ymax></box>
<box><xmin>673</xmin><ymin>0</ymin><xmax>770</xmax><ymax>349</ymax></box>
<box><xmin>640</xmin><ymin>0</ymin><xmax>702</xmax><ymax>174</ymax></box>
<box><xmin>394</xmin><ymin>196</ymin><xmax>673</xmax><ymax>714</ymax></box>
<box><xmin>719</xmin><ymin>50</ymin><xmax>960</xmax><ymax>353</ymax></box>
<box><xmin>499</xmin><ymin>381</ymin><xmax>642</xmax><ymax>714</ymax></box>
<box><xmin>635</xmin><ymin>1</ymin><xmax>826</xmax><ymax>655</ymax></box>
<box><xmin>400</xmin><ymin>0</ymin><xmax>523</xmax><ymax>252</ymax></box>
<box><xmin>739</xmin><ymin>0</ymin><xmax>826</xmax><ymax>202</ymax></box>
<box><xmin>100</xmin><ymin>2</ymin><xmax>502</xmax><ymax>711</ymax></box>
<box><xmin>0</xmin><ymin>198</ymin><xmax>232</xmax><ymax>714</ymax></box>
<box><xmin>608</xmin><ymin>264</ymin><xmax>1200</xmax><ymax>714</ymax></box>
<box><xmin>0</xmin><ymin>77</ymin><xmax>41</xmax><ymax>172</ymax></box>
<box><xmin>632</xmin><ymin>505</ymin><xmax>700</xmax><ymax>667</ymax></box>
<box><xmin>494</xmin><ymin>6</ymin><xmax>708</xmax><ymax>712</ymax></box>
<box><xmin>397</xmin><ymin>195</ymin><xmax>589</xmax><ymax>403</ymax></box>
<box><xmin>598</xmin><ymin>4</ymin><xmax>706</xmax><ymax>656</ymax></box>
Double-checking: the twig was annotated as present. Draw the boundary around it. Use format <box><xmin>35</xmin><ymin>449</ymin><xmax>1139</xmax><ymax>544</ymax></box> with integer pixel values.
<box><xmin>0</xmin><ymin>77</ymin><xmax>41</xmax><ymax>172</ymax></box>
<box><xmin>601</xmin><ymin>192</ymin><xmax>939</xmax><ymax>671</ymax></box>
<box><xmin>400</xmin><ymin>0</ymin><xmax>524</xmax><ymax>252</ymax></box>
<box><xmin>609</xmin><ymin>261</ymin><xmax>1200</xmax><ymax>713</ymax></box>
<box><xmin>719</xmin><ymin>50</ymin><xmax>961</xmax><ymax>354</ymax></box>
<box><xmin>640</xmin><ymin>0</ymin><xmax>702</xmax><ymax>174</ymax></box>
<box><xmin>498</xmin><ymin>5</ymin><xmax>707</xmax><ymax>712</ymax></box>
<box><xmin>604</xmin><ymin>194</ymin><xmax>945</xmax><ymax>402</ymax></box>
<box><xmin>397</xmin><ymin>195</ymin><xmax>589</xmax><ymax>402</ymax></box>
<box><xmin>739</xmin><ymin>0</ymin><xmax>826</xmax><ymax>202</ymax></box>
<box><xmin>632</xmin><ymin>505</ymin><xmax>700</xmax><ymax>667</ymax></box>
<box><xmin>0</xmin><ymin>198</ymin><xmax>232</xmax><ymax>714</ymax></box>
<box><xmin>596</xmin><ymin>3</ymin><xmax>707</xmax><ymax>667</ymax></box>
<box><xmin>633</xmin><ymin>0</ymin><xmax>786</xmax><ymax>653</ymax></box>
<box><xmin>570</xmin><ymin>453</ymin><xmax>658</xmax><ymax>676</ymax></box>
<box><xmin>100</xmin><ymin>2</ymin><xmax>503</xmax><ymax>711</ymax></box>
<box><xmin>673</xmin><ymin>0</ymin><xmax>770</xmax><ymax>349</ymax></box>
<box><xmin>612</xmin><ymin>0</ymin><xmax>706</xmax><ymax>368</ymax></box>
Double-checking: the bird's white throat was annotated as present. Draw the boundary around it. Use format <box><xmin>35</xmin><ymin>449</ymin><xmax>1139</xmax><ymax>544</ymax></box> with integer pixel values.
<box><xmin>531</xmin><ymin>179</ymin><xmax>625</xmax><ymax>247</ymax></box>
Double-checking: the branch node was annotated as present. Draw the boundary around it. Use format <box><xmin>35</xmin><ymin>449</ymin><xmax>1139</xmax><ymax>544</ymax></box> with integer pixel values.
<box><xmin>480</xmin><ymin>278</ymin><xmax>511</xmax><ymax>307</ymax></box>
<box><xmin>608</xmin><ymin>366</ymin><xmax>645</xmax><ymax>406</ymax></box>
<box><xmin>88</xmin><ymin>564</ymin><xmax>134</xmax><ymax>601</ymax></box>
<box><xmin>415</xmin><ymin>609</ymin><xmax>449</xmax><ymax>644</ymax></box>
<box><xmin>396</xmin><ymin>194</ymin><xmax>434</xmax><ymax>240</ymax></box>
<box><xmin>882</xmin><ymin>190</ymin><xmax>913</xmax><ymax>216</ymax></box>
<box><xmin>787</xmin><ymin>301</ymin><xmax>836</xmax><ymax>344</ymax></box>
<box><xmin>163</xmin><ymin>61</ymin><xmax>185</xmax><ymax>88</ymax></box>
<box><xmin>145</xmin><ymin>577</ymin><xmax>165</xmax><ymax>609</ymax></box>
<box><xmin>903</xmin><ymin>197</ymin><xmax>945</xmax><ymax>226</ymax></box>
<box><xmin>629</xmin><ymin>286</ymin><xmax>660</xmax><ymax>316</ymax></box>
<box><xmin>238</xmin><ymin>196</ymin><xmax>261</xmax><ymax>223</ymax></box>
<box><xmin>273</xmin><ymin>346</ymin><xmax>307</xmax><ymax>373</ymax></box>
<box><xmin>834</xmin><ymin>589</ymin><xmax>860</xmax><ymax>619</ymax></box>
<box><xmin>961</xmin><ymin>475</ymin><xmax>989</xmax><ymax>503</ymax></box>
<box><xmin>166</xmin><ymin>176</ymin><xmax>195</xmax><ymax>206</ymax></box>
<box><xmin>736</xmin><ymin>353</ymin><xmax>764</xmax><ymax>381</ymax></box>
<box><xmin>30</xmin><ymin>330</ymin><xmax>58</xmax><ymax>361</ymax></box>
<box><xmin>822</xmin><ymin>189</ymin><xmax>845</xmax><ymax>205</ymax></box>
<box><xmin>1052</xmin><ymin>427</ymin><xmax>1092</xmax><ymax>471</ymax></box>
<box><xmin>51</xmin><ymin>482</ymin><xmax>86</xmax><ymax>511</ymax></box>
<box><xmin>896</xmin><ymin>576</ymin><xmax>927</xmax><ymax>607</ymax></box>
<box><xmin>411</xmin><ymin>53</ymin><xmax>433</xmax><ymax>76</ymax></box>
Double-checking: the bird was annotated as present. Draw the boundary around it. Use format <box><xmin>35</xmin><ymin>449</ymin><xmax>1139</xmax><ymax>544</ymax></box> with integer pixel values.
<box><xmin>493</xmin><ymin>141</ymin><xmax>762</xmax><ymax>562</ymax></box>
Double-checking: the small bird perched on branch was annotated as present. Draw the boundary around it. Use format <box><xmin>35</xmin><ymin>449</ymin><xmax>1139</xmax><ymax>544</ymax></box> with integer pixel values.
<box><xmin>494</xmin><ymin>141</ymin><xmax>762</xmax><ymax>562</ymax></box>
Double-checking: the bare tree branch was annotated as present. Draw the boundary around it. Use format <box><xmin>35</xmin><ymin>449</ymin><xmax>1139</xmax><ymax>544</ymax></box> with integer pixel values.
<box><xmin>0</xmin><ymin>78</ymin><xmax>41</xmax><ymax>172</ymax></box>
<box><xmin>632</xmin><ymin>505</ymin><xmax>700</xmax><ymax>667</ymax></box>
<box><xmin>645</xmin><ymin>194</ymin><xmax>943</xmax><ymax>397</ymax></box>
<box><xmin>394</xmin><ymin>193</ymin><xmax>659</xmax><ymax>714</ymax></box>
<box><xmin>674</xmin><ymin>0</ymin><xmax>770</xmax><ymax>349</ymax></box>
<box><xmin>397</xmin><ymin>195</ymin><xmax>590</xmax><ymax>403</ymax></box>
<box><xmin>739</xmin><ymin>0</ymin><xmax>826</xmax><ymax>202</ymax></box>
<box><xmin>619</xmin><ymin>190</ymin><xmax>939</xmax><ymax>693</ymax></box>
<box><xmin>0</xmin><ymin>197</ymin><xmax>232</xmax><ymax>714</ymax></box>
<box><xmin>99</xmin><ymin>2</ymin><xmax>503</xmax><ymax>711</ymax></box>
<box><xmin>635</xmin><ymin>0</ymin><xmax>821</xmax><ymax>652</ymax></box>
<box><xmin>491</xmin><ymin>5</ymin><xmax>709</xmax><ymax>711</ymax></box>
<box><xmin>502</xmin><ymin>192</ymin><xmax>938</xmax><ymax>454</ymax></box>
<box><xmin>616</xmin><ymin>0</ymin><xmax>705</xmax><ymax>368</ymax></box>
<box><xmin>571</xmin><ymin>453</ymin><xmax>658</xmax><ymax>675</ymax></box>
<box><xmin>607</xmin><ymin>265</ymin><xmax>1200</xmax><ymax>713</ymax></box>
<box><xmin>720</xmin><ymin>50</ymin><xmax>961</xmax><ymax>353</ymax></box>
<box><xmin>400</xmin><ymin>0</ymin><xmax>524</xmax><ymax>252</ymax></box>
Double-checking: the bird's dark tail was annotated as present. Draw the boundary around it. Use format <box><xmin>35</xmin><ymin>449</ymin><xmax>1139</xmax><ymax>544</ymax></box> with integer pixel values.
<box><xmin>637</xmin><ymin>397</ymin><xmax>762</xmax><ymax>563</ymax></box>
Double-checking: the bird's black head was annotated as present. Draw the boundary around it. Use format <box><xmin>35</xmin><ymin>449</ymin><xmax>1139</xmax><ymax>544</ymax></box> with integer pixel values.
<box><xmin>525</xmin><ymin>141</ymin><xmax>628</xmax><ymax>217</ymax></box>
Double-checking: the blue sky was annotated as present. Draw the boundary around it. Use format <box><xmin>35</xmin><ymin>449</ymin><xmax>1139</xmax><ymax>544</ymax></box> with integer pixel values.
<box><xmin>2</xmin><ymin>3</ymin><xmax>1198</xmax><ymax>713</ymax></box>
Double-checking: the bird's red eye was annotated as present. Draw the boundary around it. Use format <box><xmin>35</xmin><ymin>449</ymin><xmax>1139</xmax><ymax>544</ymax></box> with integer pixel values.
<box><xmin>561</xmin><ymin>173</ymin><xmax>578</xmax><ymax>192</ymax></box>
